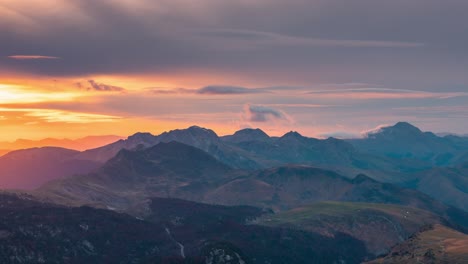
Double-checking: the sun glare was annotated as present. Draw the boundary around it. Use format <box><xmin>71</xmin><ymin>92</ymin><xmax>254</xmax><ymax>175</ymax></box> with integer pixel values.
<box><xmin>0</xmin><ymin>84</ymin><xmax>78</xmax><ymax>103</ymax></box>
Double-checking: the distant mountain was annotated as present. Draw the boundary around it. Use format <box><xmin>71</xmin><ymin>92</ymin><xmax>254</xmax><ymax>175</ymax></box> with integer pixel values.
<box><xmin>255</xmin><ymin>202</ymin><xmax>446</xmax><ymax>256</ymax></box>
<box><xmin>0</xmin><ymin>147</ymin><xmax>101</xmax><ymax>190</ymax></box>
<box><xmin>76</xmin><ymin>126</ymin><xmax>260</xmax><ymax>169</ymax></box>
<box><xmin>74</xmin><ymin>126</ymin><xmax>404</xmax><ymax>179</ymax></box>
<box><xmin>12</xmin><ymin>123</ymin><xmax>466</xmax><ymax>192</ymax></box>
<box><xmin>224</xmin><ymin>130</ymin><xmax>358</xmax><ymax>167</ymax></box>
<box><xmin>347</xmin><ymin>122</ymin><xmax>468</xmax><ymax>166</ymax></box>
<box><xmin>366</xmin><ymin>224</ymin><xmax>468</xmax><ymax>264</ymax></box>
<box><xmin>0</xmin><ymin>149</ymin><xmax>9</xmax><ymax>157</ymax></box>
<box><xmin>0</xmin><ymin>135</ymin><xmax>123</xmax><ymax>152</ymax></box>
<box><xmin>221</xmin><ymin>128</ymin><xmax>405</xmax><ymax>180</ymax></box>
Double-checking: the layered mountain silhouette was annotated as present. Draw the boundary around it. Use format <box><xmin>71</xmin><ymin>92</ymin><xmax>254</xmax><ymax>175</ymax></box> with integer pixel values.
<box><xmin>37</xmin><ymin>141</ymin><xmax>468</xmax><ymax>232</ymax></box>
<box><xmin>1</xmin><ymin>122</ymin><xmax>467</xmax><ymax>213</ymax></box>
<box><xmin>0</xmin><ymin>122</ymin><xmax>467</xmax><ymax>263</ymax></box>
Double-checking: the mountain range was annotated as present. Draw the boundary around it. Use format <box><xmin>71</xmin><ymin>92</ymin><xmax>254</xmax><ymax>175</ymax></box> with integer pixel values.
<box><xmin>0</xmin><ymin>122</ymin><xmax>467</xmax><ymax>263</ymax></box>
<box><xmin>2</xmin><ymin>122</ymin><xmax>467</xmax><ymax>210</ymax></box>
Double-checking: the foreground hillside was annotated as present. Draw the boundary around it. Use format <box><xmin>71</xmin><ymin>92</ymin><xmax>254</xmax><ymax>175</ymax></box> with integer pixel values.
<box><xmin>0</xmin><ymin>193</ymin><xmax>373</xmax><ymax>264</ymax></box>
<box><xmin>3</xmin><ymin>192</ymin><xmax>466</xmax><ymax>263</ymax></box>
<box><xmin>0</xmin><ymin>193</ymin><xmax>183</xmax><ymax>263</ymax></box>
<box><xmin>255</xmin><ymin>202</ymin><xmax>447</xmax><ymax>256</ymax></box>
<box><xmin>366</xmin><ymin>224</ymin><xmax>468</xmax><ymax>264</ymax></box>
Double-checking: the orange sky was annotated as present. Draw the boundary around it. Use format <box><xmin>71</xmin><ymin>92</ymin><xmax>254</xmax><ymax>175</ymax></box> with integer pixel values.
<box><xmin>1</xmin><ymin>0</ymin><xmax>468</xmax><ymax>144</ymax></box>
<box><xmin>0</xmin><ymin>73</ymin><xmax>272</xmax><ymax>141</ymax></box>
<box><xmin>2</xmin><ymin>73</ymin><xmax>467</xmax><ymax>143</ymax></box>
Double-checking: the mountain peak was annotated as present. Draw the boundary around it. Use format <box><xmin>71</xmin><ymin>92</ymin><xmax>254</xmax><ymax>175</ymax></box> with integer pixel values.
<box><xmin>187</xmin><ymin>125</ymin><xmax>212</xmax><ymax>132</ymax></box>
<box><xmin>281</xmin><ymin>131</ymin><xmax>303</xmax><ymax>139</ymax></box>
<box><xmin>234</xmin><ymin>128</ymin><xmax>268</xmax><ymax>137</ymax></box>
<box><xmin>126</xmin><ymin>132</ymin><xmax>158</xmax><ymax>147</ymax></box>
<box><xmin>223</xmin><ymin>128</ymin><xmax>270</xmax><ymax>143</ymax></box>
<box><xmin>367</xmin><ymin>122</ymin><xmax>423</xmax><ymax>139</ymax></box>
<box><xmin>127</xmin><ymin>132</ymin><xmax>154</xmax><ymax>139</ymax></box>
<box><xmin>392</xmin><ymin>122</ymin><xmax>421</xmax><ymax>131</ymax></box>
<box><xmin>176</xmin><ymin>126</ymin><xmax>219</xmax><ymax>137</ymax></box>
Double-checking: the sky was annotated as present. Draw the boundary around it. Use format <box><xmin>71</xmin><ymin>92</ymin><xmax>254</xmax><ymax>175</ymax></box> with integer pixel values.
<box><xmin>1</xmin><ymin>0</ymin><xmax>468</xmax><ymax>141</ymax></box>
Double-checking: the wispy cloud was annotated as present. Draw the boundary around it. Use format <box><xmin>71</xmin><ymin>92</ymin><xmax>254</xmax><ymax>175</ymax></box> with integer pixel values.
<box><xmin>361</xmin><ymin>124</ymin><xmax>391</xmax><ymax>137</ymax></box>
<box><xmin>26</xmin><ymin>110</ymin><xmax>120</xmax><ymax>123</ymax></box>
<box><xmin>8</xmin><ymin>55</ymin><xmax>60</xmax><ymax>60</ymax></box>
<box><xmin>196</xmin><ymin>28</ymin><xmax>425</xmax><ymax>48</ymax></box>
<box><xmin>76</xmin><ymin>80</ymin><xmax>126</xmax><ymax>92</ymax></box>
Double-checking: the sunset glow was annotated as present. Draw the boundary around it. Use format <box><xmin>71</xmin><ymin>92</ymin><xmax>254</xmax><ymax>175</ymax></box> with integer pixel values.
<box><xmin>0</xmin><ymin>0</ymin><xmax>467</xmax><ymax>146</ymax></box>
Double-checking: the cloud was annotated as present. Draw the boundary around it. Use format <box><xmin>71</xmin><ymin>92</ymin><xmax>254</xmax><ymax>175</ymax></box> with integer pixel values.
<box><xmin>82</xmin><ymin>80</ymin><xmax>126</xmax><ymax>92</ymax></box>
<box><xmin>243</xmin><ymin>104</ymin><xmax>291</xmax><ymax>123</ymax></box>
<box><xmin>3</xmin><ymin>0</ymin><xmax>466</xmax><ymax>91</ymax></box>
<box><xmin>361</xmin><ymin>124</ymin><xmax>391</xmax><ymax>137</ymax></box>
<box><xmin>148</xmin><ymin>85</ymin><xmax>267</xmax><ymax>95</ymax></box>
<box><xmin>148</xmin><ymin>87</ymin><xmax>197</xmax><ymax>94</ymax></box>
<box><xmin>8</xmin><ymin>55</ymin><xmax>60</xmax><ymax>60</ymax></box>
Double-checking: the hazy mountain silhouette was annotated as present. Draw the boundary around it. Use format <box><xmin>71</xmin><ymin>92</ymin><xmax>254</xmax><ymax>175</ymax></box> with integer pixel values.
<box><xmin>0</xmin><ymin>147</ymin><xmax>101</xmax><ymax>190</ymax></box>
<box><xmin>0</xmin><ymin>135</ymin><xmax>123</xmax><ymax>152</ymax></box>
